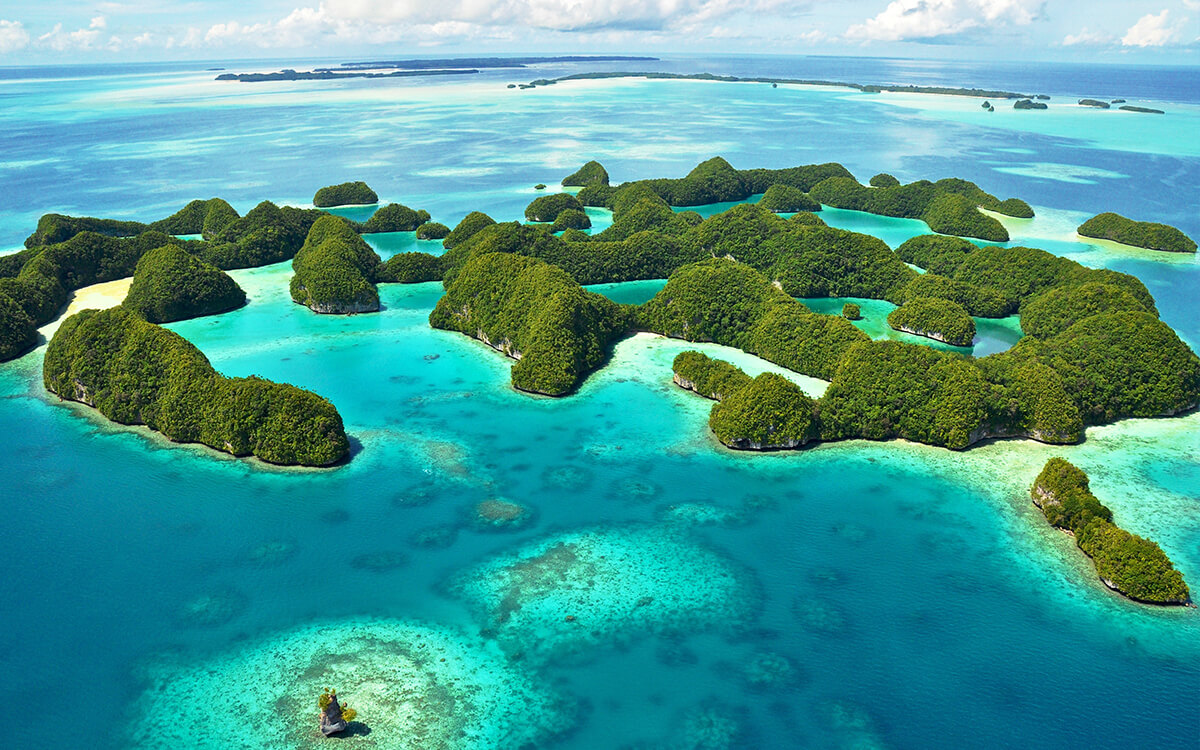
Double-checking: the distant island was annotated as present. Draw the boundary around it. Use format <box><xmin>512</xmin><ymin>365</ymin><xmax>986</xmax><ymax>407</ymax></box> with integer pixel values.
<box><xmin>517</xmin><ymin>71</ymin><xmax>1047</xmax><ymax>100</ymax></box>
<box><xmin>217</xmin><ymin>68</ymin><xmax>479</xmax><ymax>83</ymax></box>
<box><xmin>335</xmin><ymin>56</ymin><xmax>658</xmax><ymax>70</ymax></box>
<box><xmin>218</xmin><ymin>57</ymin><xmax>660</xmax><ymax>83</ymax></box>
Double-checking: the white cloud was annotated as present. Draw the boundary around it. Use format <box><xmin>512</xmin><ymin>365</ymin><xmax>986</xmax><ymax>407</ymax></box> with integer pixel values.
<box><xmin>1184</xmin><ymin>0</ymin><xmax>1200</xmax><ymax>10</ymax></box>
<box><xmin>0</xmin><ymin>20</ymin><xmax>30</xmax><ymax>54</ymax></box>
<box><xmin>1062</xmin><ymin>26</ymin><xmax>1114</xmax><ymax>46</ymax></box>
<box><xmin>37</xmin><ymin>15</ymin><xmax>110</xmax><ymax>51</ymax></box>
<box><xmin>1121</xmin><ymin>10</ymin><xmax>1182</xmax><ymax>47</ymax></box>
<box><xmin>845</xmin><ymin>0</ymin><xmax>1043</xmax><ymax>42</ymax></box>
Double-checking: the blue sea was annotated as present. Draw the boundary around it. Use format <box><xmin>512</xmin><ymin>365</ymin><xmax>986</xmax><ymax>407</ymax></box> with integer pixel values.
<box><xmin>1</xmin><ymin>55</ymin><xmax>1199</xmax><ymax>749</ymax></box>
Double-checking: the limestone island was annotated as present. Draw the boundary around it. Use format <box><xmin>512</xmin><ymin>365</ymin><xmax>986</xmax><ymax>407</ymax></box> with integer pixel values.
<box><xmin>842</xmin><ymin>302</ymin><xmax>861</xmax><ymax>320</ymax></box>
<box><xmin>1119</xmin><ymin>105</ymin><xmax>1165</xmax><ymax>114</ymax></box>
<box><xmin>1077</xmin><ymin>212</ymin><xmax>1197</xmax><ymax>253</ymax></box>
<box><xmin>360</xmin><ymin>202</ymin><xmax>430</xmax><ymax>233</ymax></box>
<box><xmin>1014</xmin><ymin>99</ymin><xmax>1048</xmax><ymax>110</ymax></box>
<box><xmin>44</xmin><ymin>306</ymin><xmax>349</xmax><ymax>466</ymax></box>
<box><xmin>1079</xmin><ymin>99</ymin><xmax>1111</xmax><ymax>109</ymax></box>
<box><xmin>313</xmin><ymin>181</ymin><xmax>379</xmax><ymax>208</ymax></box>
<box><xmin>123</xmin><ymin>244</ymin><xmax>247</xmax><ymax>323</ymax></box>
<box><xmin>290</xmin><ymin>216</ymin><xmax>383</xmax><ymax>314</ymax></box>
<box><xmin>886</xmin><ymin>297</ymin><xmax>975</xmax><ymax>346</ymax></box>
<box><xmin>1032</xmin><ymin>458</ymin><xmax>1190</xmax><ymax>605</ymax></box>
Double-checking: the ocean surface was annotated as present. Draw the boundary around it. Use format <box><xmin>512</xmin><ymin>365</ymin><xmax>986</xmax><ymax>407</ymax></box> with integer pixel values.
<box><xmin>1</xmin><ymin>55</ymin><xmax>1199</xmax><ymax>749</ymax></box>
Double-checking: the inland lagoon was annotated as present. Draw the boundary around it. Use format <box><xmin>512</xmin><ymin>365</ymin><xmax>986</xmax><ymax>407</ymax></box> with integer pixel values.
<box><xmin>0</xmin><ymin>56</ymin><xmax>1199</xmax><ymax>750</ymax></box>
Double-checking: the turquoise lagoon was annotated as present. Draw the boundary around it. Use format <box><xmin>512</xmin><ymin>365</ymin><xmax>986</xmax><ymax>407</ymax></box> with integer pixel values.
<box><xmin>1</xmin><ymin>58</ymin><xmax>1199</xmax><ymax>749</ymax></box>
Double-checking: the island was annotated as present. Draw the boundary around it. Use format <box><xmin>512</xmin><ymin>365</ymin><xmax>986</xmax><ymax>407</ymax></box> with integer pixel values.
<box><xmin>869</xmin><ymin>173</ymin><xmax>900</xmax><ymax>188</ymax></box>
<box><xmin>1119</xmin><ymin>105</ymin><xmax>1165</xmax><ymax>114</ymax></box>
<box><xmin>1032</xmin><ymin>458</ymin><xmax>1190</xmax><ymax>605</ymax></box>
<box><xmin>4</xmin><ymin>159</ymin><xmax>1197</xmax><ymax>471</ymax></box>
<box><xmin>1014</xmin><ymin>99</ymin><xmax>1048</xmax><ymax>110</ymax></box>
<box><xmin>216</xmin><ymin>68</ymin><xmax>480</xmax><ymax>82</ymax></box>
<box><xmin>886</xmin><ymin>297</ymin><xmax>975</xmax><ymax>346</ymax></box>
<box><xmin>148</xmin><ymin>198</ymin><xmax>239</xmax><ymax>240</ymax></box>
<box><xmin>443</xmin><ymin>211</ymin><xmax>497</xmax><ymax>249</ymax></box>
<box><xmin>551</xmin><ymin>209</ymin><xmax>591</xmax><ymax>232</ymax></box>
<box><xmin>290</xmin><ymin>216</ymin><xmax>382</xmax><ymax>314</ymax></box>
<box><xmin>842</xmin><ymin>302</ymin><xmax>861</xmax><ymax>320</ymax></box>
<box><xmin>416</xmin><ymin>222</ymin><xmax>450</xmax><ymax>240</ymax></box>
<box><xmin>360</xmin><ymin>202</ymin><xmax>430</xmax><ymax>233</ymax></box>
<box><xmin>44</xmin><ymin>306</ymin><xmax>349</xmax><ymax>466</ymax></box>
<box><xmin>525</xmin><ymin>193</ymin><xmax>585</xmax><ymax>223</ymax></box>
<box><xmin>1078</xmin><ymin>99</ymin><xmax>1110</xmax><ymax>109</ymax></box>
<box><xmin>123</xmin><ymin>244</ymin><xmax>247</xmax><ymax>323</ymax></box>
<box><xmin>521</xmin><ymin>71</ymin><xmax>1044</xmax><ymax>101</ymax></box>
<box><xmin>562</xmin><ymin>160</ymin><xmax>610</xmax><ymax>187</ymax></box>
<box><xmin>1077</xmin><ymin>212</ymin><xmax>1197</xmax><ymax>253</ymax></box>
<box><xmin>758</xmin><ymin>184</ymin><xmax>820</xmax><ymax>213</ymax></box>
<box><xmin>429</xmin><ymin>252</ymin><xmax>629</xmax><ymax>395</ymax></box>
<box><xmin>314</xmin><ymin>181</ymin><xmax>379</xmax><ymax>208</ymax></box>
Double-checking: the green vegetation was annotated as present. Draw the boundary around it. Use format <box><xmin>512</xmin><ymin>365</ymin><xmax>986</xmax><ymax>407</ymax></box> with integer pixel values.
<box><xmin>377</xmin><ymin>252</ymin><xmax>442</xmax><ymax>283</ymax></box>
<box><xmin>24</xmin><ymin>214</ymin><xmax>148</xmax><ymax>249</ymax></box>
<box><xmin>148</xmin><ymin>199</ymin><xmax>240</xmax><ymax>240</ymax></box>
<box><xmin>869</xmin><ymin>173</ymin><xmax>900</xmax><ymax>188</ymax></box>
<box><xmin>887</xmin><ymin>297</ymin><xmax>976</xmax><ymax>346</ymax></box>
<box><xmin>319</xmin><ymin>690</ymin><xmax>357</xmax><ymax>724</ymax></box>
<box><xmin>710</xmin><ymin>373</ymin><xmax>816</xmax><ymax>449</ymax></box>
<box><xmin>429</xmin><ymin>253</ymin><xmax>629</xmax><ymax>395</ymax></box>
<box><xmin>895</xmin><ymin>234</ymin><xmax>978</xmax><ymax>276</ymax></box>
<box><xmin>199</xmin><ymin>201</ymin><xmax>323</xmax><ymax>269</ymax></box>
<box><xmin>764</xmin><ymin>226</ymin><xmax>917</xmax><ymax>299</ymax></box>
<box><xmin>758</xmin><ymin>184</ymin><xmax>820</xmax><ymax>213</ymax></box>
<box><xmin>1014</xmin><ymin>311</ymin><xmax>1200</xmax><ymax>423</ymax></box>
<box><xmin>1014</xmin><ymin>99</ymin><xmax>1048</xmax><ymax>110</ymax></box>
<box><xmin>898</xmin><ymin>272</ymin><xmax>1014</xmax><ymax>317</ymax></box>
<box><xmin>670</xmin><ymin>352</ymin><xmax>815</xmax><ymax>449</ymax></box>
<box><xmin>525</xmin><ymin>193</ymin><xmax>585</xmax><ymax>223</ymax></box>
<box><xmin>123</xmin><ymin>244</ymin><xmax>247</xmax><ymax>323</ymax></box>
<box><xmin>416</xmin><ymin>222</ymin><xmax>450</xmax><ymax>240</ymax></box>
<box><xmin>1079</xmin><ymin>99</ymin><xmax>1110</xmax><ymax>109</ymax></box>
<box><xmin>842</xmin><ymin>302</ymin><xmax>861</xmax><ymax>320</ymax></box>
<box><xmin>671</xmin><ymin>351</ymin><xmax>751</xmax><ymax>400</ymax></box>
<box><xmin>579</xmin><ymin>158</ymin><xmax>852</xmax><ymax>212</ymax></box>
<box><xmin>1077</xmin><ymin>212</ymin><xmax>1197</xmax><ymax>253</ymax></box>
<box><xmin>551</xmin><ymin>209</ymin><xmax>591</xmax><ymax>232</ymax></box>
<box><xmin>1032</xmin><ymin>458</ymin><xmax>1189</xmax><ymax>604</ymax></box>
<box><xmin>361</xmin><ymin>203</ymin><xmax>431</xmax><ymax>233</ymax></box>
<box><xmin>443</xmin><ymin>212</ymin><xmax>497</xmax><ymax>249</ymax></box>
<box><xmin>819</xmin><ymin>340</ymin><xmax>991</xmax><ymax>449</ymax></box>
<box><xmin>44</xmin><ymin>307</ymin><xmax>349</xmax><ymax>466</ymax></box>
<box><xmin>290</xmin><ymin>216</ymin><xmax>382</xmax><ymax>314</ymax></box>
<box><xmin>534</xmin><ymin>184</ymin><xmax>546</xmax><ymax>190</ymax></box>
<box><xmin>810</xmin><ymin>176</ymin><xmax>1017</xmax><ymax>242</ymax></box>
<box><xmin>639</xmin><ymin>258</ymin><xmax>868</xmax><ymax>380</ymax></box>
<box><xmin>313</xmin><ymin>181</ymin><xmax>378</xmax><ymax>208</ymax></box>
<box><xmin>0</xmin><ymin>294</ymin><xmax>37</xmax><ymax>360</ymax></box>
<box><xmin>1019</xmin><ymin>282</ymin><xmax>1150</xmax><ymax>338</ymax></box>
<box><xmin>562</xmin><ymin>160</ymin><xmax>610</xmax><ymax>187</ymax></box>
<box><xmin>1119</xmin><ymin>105</ymin><xmax>1164</xmax><ymax>115</ymax></box>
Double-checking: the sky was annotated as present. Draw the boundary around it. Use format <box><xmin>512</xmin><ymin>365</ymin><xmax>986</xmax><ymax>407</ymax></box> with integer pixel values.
<box><xmin>1</xmin><ymin>1</ymin><xmax>1199</xmax><ymax>65</ymax></box>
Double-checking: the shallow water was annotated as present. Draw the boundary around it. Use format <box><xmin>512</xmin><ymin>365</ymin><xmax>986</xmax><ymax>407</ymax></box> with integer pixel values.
<box><xmin>1</xmin><ymin>57</ymin><xmax>1199</xmax><ymax>749</ymax></box>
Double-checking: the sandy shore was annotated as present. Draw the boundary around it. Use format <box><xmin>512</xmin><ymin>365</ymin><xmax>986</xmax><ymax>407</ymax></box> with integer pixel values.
<box><xmin>37</xmin><ymin>276</ymin><xmax>132</xmax><ymax>339</ymax></box>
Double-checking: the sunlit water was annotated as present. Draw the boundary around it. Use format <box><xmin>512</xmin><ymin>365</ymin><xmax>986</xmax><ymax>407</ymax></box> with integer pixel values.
<box><xmin>1</xmin><ymin>57</ymin><xmax>1198</xmax><ymax>749</ymax></box>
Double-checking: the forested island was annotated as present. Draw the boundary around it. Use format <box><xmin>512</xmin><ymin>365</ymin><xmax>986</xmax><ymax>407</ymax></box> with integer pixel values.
<box><xmin>1032</xmin><ymin>458</ymin><xmax>1190</xmax><ymax>605</ymax></box>
<box><xmin>313</xmin><ymin>181</ymin><xmax>379</xmax><ymax>208</ymax></box>
<box><xmin>520</xmin><ymin>71</ymin><xmax>1045</xmax><ymax>100</ymax></box>
<box><xmin>1077</xmin><ymin>212</ymin><xmax>1197</xmax><ymax>253</ymax></box>
<box><xmin>1</xmin><ymin>156</ymin><xmax>1197</xmax><ymax>468</ymax></box>
<box><xmin>216</xmin><ymin>68</ymin><xmax>480</xmax><ymax>83</ymax></box>
<box><xmin>44</xmin><ymin>307</ymin><xmax>349</xmax><ymax>466</ymax></box>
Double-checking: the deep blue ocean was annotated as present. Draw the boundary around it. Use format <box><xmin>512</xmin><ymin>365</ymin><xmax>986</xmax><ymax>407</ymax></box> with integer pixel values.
<box><xmin>1</xmin><ymin>55</ymin><xmax>1198</xmax><ymax>749</ymax></box>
